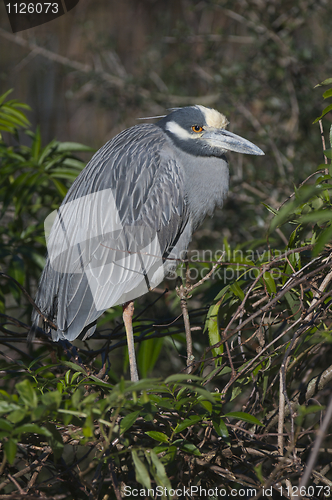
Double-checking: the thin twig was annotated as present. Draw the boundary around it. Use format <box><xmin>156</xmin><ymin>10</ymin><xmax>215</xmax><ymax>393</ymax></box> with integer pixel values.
<box><xmin>296</xmin><ymin>394</ymin><xmax>332</xmax><ymax>498</ymax></box>
<box><xmin>319</xmin><ymin>119</ymin><xmax>329</xmax><ymax>172</ymax></box>
<box><xmin>278</xmin><ymin>373</ymin><xmax>285</xmax><ymax>459</ymax></box>
<box><xmin>176</xmin><ymin>266</ymin><xmax>194</xmax><ymax>375</ymax></box>
<box><xmin>0</xmin><ymin>272</ymin><xmax>57</xmax><ymax>330</ymax></box>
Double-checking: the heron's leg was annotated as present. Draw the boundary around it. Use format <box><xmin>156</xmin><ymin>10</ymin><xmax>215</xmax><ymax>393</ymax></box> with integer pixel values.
<box><xmin>122</xmin><ymin>301</ymin><xmax>139</xmax><ymax>382</ymax></box>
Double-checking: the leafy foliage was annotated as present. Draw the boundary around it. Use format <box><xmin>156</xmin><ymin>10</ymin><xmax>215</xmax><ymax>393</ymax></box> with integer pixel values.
<box><xmin>0</xmin><ymin>360</ymin><xmax>263</xmax><ymax>497</ymax></box>
<box><xmin>0</xmin><ymin>90</ymin><xmax>93</xmax><ymax>313</ymax></box>
<box><xmin>313</xmin><ymin>78</ymin><xmax>332</xmax><ymax>124</ymax></box>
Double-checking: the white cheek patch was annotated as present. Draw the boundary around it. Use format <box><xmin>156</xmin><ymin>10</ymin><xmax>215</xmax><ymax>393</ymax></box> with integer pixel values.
<box><xmin>165</xmin><ymin>121</ymin><xmax>194</xmax><ymax>140</ymax></box>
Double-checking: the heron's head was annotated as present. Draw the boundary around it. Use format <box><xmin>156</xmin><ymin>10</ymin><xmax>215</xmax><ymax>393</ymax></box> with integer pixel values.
<box><xmin>157</xmin><ymin>105</ymin><xmax>264</xmax><ymax>157</ymax></box>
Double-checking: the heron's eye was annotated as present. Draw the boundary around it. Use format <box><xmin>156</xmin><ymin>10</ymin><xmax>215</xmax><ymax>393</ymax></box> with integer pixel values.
<box><xmin>192</xmin><ymin>125</ymin><xmax>203</xmax><ymax>133</ymax></box>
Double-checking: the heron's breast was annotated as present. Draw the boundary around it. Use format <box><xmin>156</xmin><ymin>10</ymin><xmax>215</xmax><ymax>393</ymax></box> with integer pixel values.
<box><xmin>174</xmin><ymin>148</ymin><xmax>229</xmax><ymax>230</ymax></box>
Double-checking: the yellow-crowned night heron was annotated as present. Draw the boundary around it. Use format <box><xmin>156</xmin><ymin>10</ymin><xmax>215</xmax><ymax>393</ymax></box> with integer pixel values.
<box><xmin>31</xmin><ymin>105</ymin><xmax>264</xmax><ymax>381</ymax></box>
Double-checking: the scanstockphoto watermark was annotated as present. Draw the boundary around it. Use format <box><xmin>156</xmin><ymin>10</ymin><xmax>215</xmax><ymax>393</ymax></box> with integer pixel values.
<box><xmin>123</xmin><ymin>485</ymin><xmax>273</xmax><ymax>497</ymax></box>
<box><xmin>3</xmin><ymin>0</ymin><xmax>80</xmax><ymax>33</ymax></box>
<box><xmin>170</xmin><ymin>247</ymin><xmax>284</xmax><ymax>283</ymax></box>
<box><xmin>123</xmin><ymin>485</ymin><xmax>331</xmax><ymax>498</ymax></box>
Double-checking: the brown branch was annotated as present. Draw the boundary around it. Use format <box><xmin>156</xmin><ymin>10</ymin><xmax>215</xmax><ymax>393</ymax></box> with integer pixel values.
<box><xmin>176</xmin><ymin>268</ymin><xmax>194</xmax><ymax>375</ymax></box>
<box><xmin>208</xmin><ymin>255</ymin><xmax>331</xmax><ymax>357</ymax></box>
<box><xmin>265</xmin><ymin>363</ymin><xmax>332</xmax><ymax>433</ymax></box>
<box><xmin>214</xmin><ymin>260</ymin><xmax>332</xmax><ymax>398</ymax></box>
<box><xmin>26</xmin><ymin>450</ymin><xmax>51</xmax><ymax>491</ymax></box>
<box><xmin>296</xmin><ymin>394</ymin><xmax>332</xmax><ymax>497</ymax></box>
<box><xmin>0</xmin><ymin>448</ymin><xmax>52</xmax><ymax>492</ymax></box>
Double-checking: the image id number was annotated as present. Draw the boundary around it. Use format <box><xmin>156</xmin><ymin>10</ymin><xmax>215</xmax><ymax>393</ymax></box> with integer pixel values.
<box><xmin>6</xmin><ymin>3</ymin><xmax>59</xmax><ymax>14</ymax></box>
<box><xmin>278</xmin><ymin>485</ymin><xmax>331</xmax><ymax>497</ymax></box>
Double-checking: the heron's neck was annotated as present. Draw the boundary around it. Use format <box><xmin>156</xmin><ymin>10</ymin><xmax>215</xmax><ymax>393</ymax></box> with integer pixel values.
<box><xmin>173</xmin><ymin>146</ymin><xmax>229</xmax><ymax>230</ymax></box>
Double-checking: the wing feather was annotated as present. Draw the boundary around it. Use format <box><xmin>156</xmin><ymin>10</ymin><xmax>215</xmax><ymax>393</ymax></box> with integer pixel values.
<box><xmin>32</xmin><ymin>124</ymin><xmax>188</xmax><ymax>340</ymax></box>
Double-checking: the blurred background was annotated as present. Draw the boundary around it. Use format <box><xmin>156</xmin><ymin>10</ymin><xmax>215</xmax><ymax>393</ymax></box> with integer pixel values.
<box><xmin>0</xmin><ymin>0</ymin><xmax>331</xmax><ymax>378</ymax></box>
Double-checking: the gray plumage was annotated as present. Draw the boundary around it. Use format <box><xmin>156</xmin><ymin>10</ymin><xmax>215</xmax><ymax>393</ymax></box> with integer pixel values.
<box><xmin>31</xmin><ymin>105</ymin><xmax>264</xmax><ymax>342</ymax></box>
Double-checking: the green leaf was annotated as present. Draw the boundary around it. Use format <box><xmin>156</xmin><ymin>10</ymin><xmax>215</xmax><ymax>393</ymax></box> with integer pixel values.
<box><xmin>223</xmin><ymin>411</ymin><xmax>264</xmax><ymax>426</ymax></box>
<box><xmin>313</xmin><ymin>223</ymin><xmax>332</xmax><ymax>256</ymax></box>
<box><xmin>269</xmin><ymin>185</ymin><xmax>323</xmax><ymax>232</ymax></box>
<box><xmin>0</xmin><ymin>111</ymin><xmax>28</xmax><ymax>128</ymax></box>
<box><xmin>51</xmin><ymin>178</ymin><xmax>67</xmax><ymax>197</ymax></box>
<box><xmin>315</xmin><ymin>78</ymin><xmax>332</xmax><ymax>87</ymax></box>
<box><xmin>50</xmin><ymin>170</ymin><xmax>79</xmax><ymax>181</ymax></box>
<box><xmin>0</xmin><ymin>118</ymin><xmax>20</xmax><ymax>131</ymax></box>
<box><xmin>132</xmin><ymin>449</ymin><xmax>151</xmax><ymax>490</ymax></box>
<box><xmin>0</xmin><ymin>92</ymin><xmax>30</xmax><ymax>132</ymax></box>
<box><xmin>230</xmin><ymin>281</ymin><xmax>245</xmax><ymax>301</ymax></box>
<box><xmin>125</xmin><ymin>378</ymin><xmax>161</xmax><ymax>393</ymax></box>
<box><xmin>297</xmin><ymin>404</ymin><xmax>324</xmax><ymax>417</ymax></box>
<box><xmin>203</xmin><ymin>366</ymin><xmax>231</xmax><ymax>384</ymax></box>
<box><xmin>14</xmin><ymin>423</ymin><xmax>52</xmax><ymax>437</ymax></box>
<box><xmin>323</xmin><ymin>148</ymin><xmax>332</xmax><ymax>159</ymax></box>
<box><xmin>56</xmin><ymin>142</ymin><xmax>94</xmax><ymax>152</ymax></box>
<box><xmin>145</xmin><ymin>431</ymin><xmax>169</xmax><ymax>443</ymax></box>
<box><xmin>62</xmin><ymin>158</ymin><xmax>85</xmax><ymax>169</ymax></box>
<box><xmin>231</xmin><ymin>385</ymin><xmax>243</xmax><ymax>401</ymax></box>
<box><xmin>255</xmin><ymin>463</ymin><xmax>265</xmax><ymax>484</ymax></box>
<box><xmin>299</xmin><ymin>210</ymin><xmax>332</xmax><ymax>224</ymax></box>
<box><xmin>0</xmin><ymin>401</ymin><xmax>21</xmax><ymax>414</ymax></box>
<box><xmin>206</xmin><ymin>302</ymin><xmax>223</xmax><ymax>361</ymax></box>
<box><xmin>4</xmin><ymin>438</ymin><xmax>17</xmax><ymax>464</ymax></box>
<box><xmin>44</xmin><ymin>422</ymin><xmax>64</xmax><ymax>461</ymax></box>
<box><xmin>7</xmin><ymin>409</ymin><xmax>27</xmax><ymax>424</ymax></box>
<box><xmin>263</xmin><ymin>271</ymin><xmax>276</xmax><ymax>295</ymax></box>
<box><xmin>58</xmin><ymin>409</ymin><xmax>87</xmax><ymax>418</ymax></box>
<box><xmin>41</xmin><ymin>391</ymin><xmax>62</xmax><ymax>408</ymax></box>
<box><xmin>82</xmin><ymin>393</ymin><xmax>99</xmax><ymax>405</ymax></box>
<box><xmin>71</xmin><ymin>372</ymin><xmax>81</xmax><ymax>385</ymax></box>
<box><xmin>180</xmin><ymin>441</ymin><xmax>201</xmax><ymax>456</ymax></box>
<box><xmin>174</xmin><ymin>415</ymin><xmax>203</xmax><ymax>434</ymax></box>
<box><xmin>149</xmin><ymin>449</ymin><xmax>172</xmax><ymax>492</ymax></box>
<box><xmin>176</xmin><ymin>384</ymin><xmax>216</xmax><ymax>404</ymax></box>
<box><xmin>213</xmin><ymin>418</ymin><xmax>230</xmax><ymax>441</ymax></box>
<box><xmin>152</xmin><ymin>444</ymin><xmax>169</xmax><ymax>454</ymax></box>
<box><xmin>8</xmin><ymin>255</ymin><xmax>25</xmax><ymax>286</ymax></box>
<box><xmin>262</xmin><ymin>202</ymin><xmax>278</xmax><ymax>215</ymax></box>
<box><xmin>323</xmin><ymin>89</ymin><xmax>332</xmax><ymax>99</ymax></box>
<box><xmin>164</xmin><ymin>374</ymin><xmax>203</xmax><ymax>384</ymax></box>
<box><xmin>2</xmin><ymin>105</ymin><xmax>30</xmax><ymax>126</ymax></box>
<box><xmin>16</xmin><ymin>379</ymin><xmax>38</xmax><ymax>408</ymax></box>
<box><xmin>31</xmin><ymin>126</ymin><xmax>41</xmax><ymax>160</ymax></box>
<box><xmin>71</xmin><ymin>388</ymin><xmax>83</xmax><ymax>409</ymax></box>
<box><xmin>62</xmin><ymin>361</ymin><xmax>87</xmax><ymax>374</ymax></box>
<box><xmin>0</xmin><ymin>418</ymin><xmax>13</xmax><ymax>432</ymax></box>
<box><xmin>120</xmin><ymin>410</ymin><xmax>140</xmax><ymax>434</ymax></box>
<box><xmin>138</xmin><ymin>337</ymin><xmax>164</xmax><ymax>378</ymax></box>
<box><xmin>198</xmin><ymin>398</ymin><xmax>212</xmax><ymax>413</ymax></box>
<box><xmin>0</xmin><ymin>89</ymin><xmax>14</xmax><ymax>105</ymax></box>
<box><xmin>313</xmin><ymin>103</ymin><xmax>332</xmax><ymax>123</ymax></box>
<box><xmin>83</xmin><ymin>415</ymin><xmax>94</xmax><ymax>438</ymax></box>
<box><xmin>38</xmin><ymin>139</ymin><xmax>58</xmax><ymax>164</ymax></box>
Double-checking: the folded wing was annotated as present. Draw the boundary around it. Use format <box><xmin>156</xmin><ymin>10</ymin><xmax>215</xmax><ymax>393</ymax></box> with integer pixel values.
<box><xmin>32</xmin><ymin>124</ymin><xmax>188</xmax><ymax>341</ymax></box>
